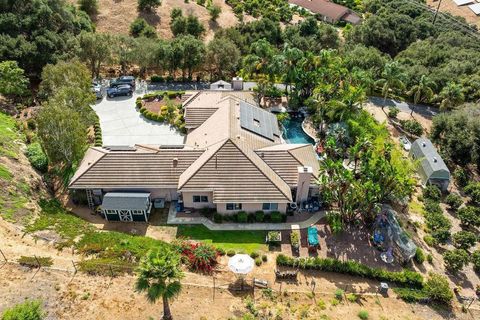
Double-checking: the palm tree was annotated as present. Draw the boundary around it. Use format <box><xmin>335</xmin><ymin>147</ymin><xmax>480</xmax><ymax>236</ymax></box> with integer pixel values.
<box><xmin>375</xmin><ymin>62</ymin><xmax>406</xmax><ymax>110</ymax></box>
<box><xmin>136</xmin><ymin>248</ymin><xmax>184</xmax><ymax>320</ymax></box>
<box><xmin>439</xmin><ymin>82</ymin><xmax>465</xmax><ymax>111</ymax></box>
<box><xmin>407</xmin><ymin>75</ymin><xmax>435</xmax><ymax>116</ymax></box>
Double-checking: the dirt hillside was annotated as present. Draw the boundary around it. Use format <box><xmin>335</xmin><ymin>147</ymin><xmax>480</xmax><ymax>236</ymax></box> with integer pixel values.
<box><xmin>70</xmin><ymin>0</ymin><xmax>243</xmax><ymax>41</ymax></box>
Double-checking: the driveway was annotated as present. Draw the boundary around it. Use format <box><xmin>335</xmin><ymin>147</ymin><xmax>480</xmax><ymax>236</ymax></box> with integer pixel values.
<box><xmin>368</xmin><ymin>96</ymin><xmax>439</xmax><ymax>118</ymax></box>
<box><xmin>92</xmin><ymin>94</ymin><xmax>185</xmax><ymax>146</ymax></box>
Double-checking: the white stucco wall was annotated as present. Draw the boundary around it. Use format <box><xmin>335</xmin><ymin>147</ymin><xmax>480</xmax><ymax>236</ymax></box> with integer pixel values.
<box><xmin>182</xmin><ymin>191</ymin><xmax>215</xmax><ymax>209</ymax></box>
<box><xmin>216</xmin><ymin>203</ymin><xmax>288</xmax><ymax>214</ymax></box>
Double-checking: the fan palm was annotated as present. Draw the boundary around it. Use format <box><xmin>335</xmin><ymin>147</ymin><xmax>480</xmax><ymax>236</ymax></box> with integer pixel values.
<box><xmin>407</xmin><ymin>75</ymin><xmax>435</xmax><ymax>115</ymax></box>
<box><xmin>439</xmin><ymin>82</ymin><xmax>465</xmax><ymax>111</ymax></box>
<box><xmin>375</xmin><ymin>62</ymin><xmax>406</xmax><ymax>110</ymax></box>
<box><xmin>136</xmin><ymin>247</ymin><xmax>184</xmax><ymax>320</ymax></box>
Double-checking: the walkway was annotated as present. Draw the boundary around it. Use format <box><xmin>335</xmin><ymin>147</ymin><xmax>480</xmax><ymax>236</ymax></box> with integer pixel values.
<box><xmin>167</xmin><ymin>204</ymin><xmax>326</xmax><ymax>231</ymax></box>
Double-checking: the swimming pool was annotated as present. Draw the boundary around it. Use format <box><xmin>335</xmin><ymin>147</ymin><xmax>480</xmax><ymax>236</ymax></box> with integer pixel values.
<box><xmin>282</xmin><ymin>117</ymin><xmax>315</xmax><ymax>145</ymax></box>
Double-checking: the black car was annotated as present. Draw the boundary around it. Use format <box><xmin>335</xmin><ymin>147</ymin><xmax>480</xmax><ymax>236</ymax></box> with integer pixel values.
<box><xmin>110</xmin><ymin>76</ymin><xmax>135</xmax><ymax>88</ymax></box>
<box><xmin>106</xmin><ymin>84</ymin><xmax>133</xmax><ymax>98</ymax></box>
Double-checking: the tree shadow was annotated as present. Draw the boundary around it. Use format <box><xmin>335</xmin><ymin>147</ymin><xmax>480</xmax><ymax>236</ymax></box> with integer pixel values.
<box><xmin>138</xmin><ymin>11</ymin><xmax>161</xmax><ymax>27</ymax></box>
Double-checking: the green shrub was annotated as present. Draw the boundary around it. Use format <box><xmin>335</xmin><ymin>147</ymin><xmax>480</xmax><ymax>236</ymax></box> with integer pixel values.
<box><xmin>464</xmin><ymin>182</ymin><xmax>480</xmax><ymax>205</ymax></box>
<box><xmin>346</xmin><ymin>293</ymin><xmax>359</xmax><ymax>303</ymax></box>
<box><xmin>326</xmin><ymin>211</ymin><xmax>343</xmax><ymax>234</ymax></box>
<box><xmin>400</xmin><ymin>119</ymin><xmax>423</xmax><ymax>136</ymax></box>
<box><xmin>453</xmin><ymin>168</ymin><xmax>469</xmax><ymax>188</ymax></box>
<box><xmin>129</xmin><ymin>17</ymin><xmax>156</xmax><ymax>38</ymax></box>
<box><xmin>250</xmin><ymin>251</ymin><xmax>259</xmax><ymax>259</ymax></box>
<box><xmin>150</xmin><ymin>75</ymin><xmax>164</xmax><ymax>83</ymax></box>
<box><xmin>423</xmin><ymin>185</ymin><xmax>442</xmax><ymax>201</ymax></box>
<box><xmin>255</xmin><ymin>257</ymin><xmax>262</xmax><ymax>266</ymax></box>
<box><xmin>457</xmin><ymin>206</ymin><xmax>480</xmax><ymax>227</ymax></box>
<box><xmin>424</xmin><ymin>273</ymin><xmax>453</xmax><ymax>304</ymax></box>
<box><xmin>213</xmin><ymin>213</ymin><xmax>222</xmax><ymax>223</ymax></box>
<box><xmin>237</xmin><ymin>211</ymin><xmax>248</xmax><ymax>223</ymax></box>
<box><xmin>275</xmin><ymin>255</ymin><xmax>424</xmax><ymax>288</ymax></box>
<box><xmin>357</xmin><ymin>310</ymin><xmax>369</xmax><ymax>320</ymax></box>
<box><xmin>414</xmin><ymin>248</ymin><xmax>425</xmax><ymax>264</ymax></box>
<box><xmin>444</xmin><ymin>193</ymin><xmax>463</xmax><ymax>210</ymax></box>
<box><xmin>17</xmin><ymin>256</ymin><xmax>53</xmax><ymax>268</ymax></box>
<box><xmin>138</xmin><ymin>0</ymin><xmax>161</xmax><ymax>11</ymax></box>
<box><xmin>388</xmin><ymin>106</ymin><xmax>400</xmax><ymax>118</ymax></box>
<box><xmin>26</xmin><ymin>142</ymin><xmax>48</xmax><ymax>173</ymax></box>
<box><xmin>79</xmin><ymin>0</ymin><xmax>98</xmax><ymax>15</ymax></box>
<box><xmin>270</xmin><ymin>211</ymin><xmax>283</xmax><ymax>223</ymax></box>
<box><xmin>261</xmin><ymin>254</ymin><xmax>267</xmax><ymax>262</ymax></box>
<box><xmin>452</xmin><ymin>231</ymin><xmax>477</xmax><ymax>250</ymax></box>
<box><xmin>334</xmin><ymin>289</ymin><xmax>344</xmax><ymax>300</ymax></box>
<box><xmin>393</xmin><ymin>287</ymin><xmax>428</xmax><ymax>303</ymax></box>
<box><xmin>472</xmin><ymin>250</ymin><xmax>480</xmax><ymax>272</ymax></box>
<box><xmin>216</xmin><ymin>247</ymin><xmax>226</xmax><ymax>256</ymax></box>
<box><xmin>427</xmin><ymin>254</ymin><xmax>433</xmax><ymax>264</ymax></box>
<box><xmin>226</xmin><ymin>250</ymin><xmax>235</xmax><ymax>257</ymax></box>
<box><xmin>1</xmin><ymin>300</ymin><xmax>45</xmax><ymax>320</ymax></box>
<box><xmin>423</xmin><ymin>235</ymin><xmax>436</xmax><ymax>247</ymax></box>
<box><xmin>254</xmin><ymin>210</ymin><xmax>264</xmax><ymax>222</ymax></box>
<box><xmin>443</xmin><ymin>249</ymin><xmax>469</xmax><ymax>272</ymax></box>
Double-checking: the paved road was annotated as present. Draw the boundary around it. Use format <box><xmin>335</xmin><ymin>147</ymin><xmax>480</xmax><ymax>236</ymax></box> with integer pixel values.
<box><xmin>368</xmin><ymin>96</ymin><xmax>439</xmax><ymax>118</ymax></box>
<box><xmin>92</xmin><ymin>93</ymin><xmax>185</xmax><ymax>147</ymax></box>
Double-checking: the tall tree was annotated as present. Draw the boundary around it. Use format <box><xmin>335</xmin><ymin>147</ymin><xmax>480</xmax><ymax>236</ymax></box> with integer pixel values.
<box><xmin>39</xmin><ymin>59</ymin><xmax>92</xmax><ymax>99</ymax></box>
<box><xmin>136</xmin><ymin>248</ymin><xmax>184</xmax><ymax>320</ymax></box>
<box><xmin>172</xmin><ymin>35</ymin><xmax>205</xmax><ymax>79</ymax></box>
<box><xmin>0</xmin><ymin>60</ymin><xmax>29</xmax><ymax>98</ymax></box>
<box><xmin>407</xmin><ymin>75</ymin><xmax>435</xmax><ymax>115</ymax></box>
<box><xmin>78</xmin><ymin>0</ymin><xmax>98</xmax><ymax>15</ymax></box>
<box><xmin>132</xmin><ymin>37</ymin><xmax>159</xmax><ymax>78</ymax></box>
<box><xmin>205</xmin><ymin>37</ymin><xmax>240</xmax><ymax>80</ymax></box>
<box><xmin>77</xmin><ymin>31</ymin><xmax>113</xmax><ymax>78</ymax></box>
<box><xmin>114</xmin><ymin>35</ymin><xmax>136</xmax><ymax>75</ymax></box>
<box><xmin>375</xmin><ymin>61</ymin><xmax>406</xmax><ymax>110</ymax></box>
<box><xmin>37</xmin><ymin>101</ymin><xmax>88</xmax><ymax>167</ymax></box>
<box><xmin>0</xmin><ymin>0</ymin><xmax>93</xmax><ymax>78</ymax></box>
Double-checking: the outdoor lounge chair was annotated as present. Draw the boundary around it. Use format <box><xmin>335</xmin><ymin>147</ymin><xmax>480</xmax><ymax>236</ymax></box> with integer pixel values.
<box><xmin>307</xmin><ymin>226</ymin><xmax>319</xmax><ymax>248</ymax></box>
<box><xmin>275</xmin><ymin>269</ymin><xmax>298</xmax><ymax>280</ymax></box>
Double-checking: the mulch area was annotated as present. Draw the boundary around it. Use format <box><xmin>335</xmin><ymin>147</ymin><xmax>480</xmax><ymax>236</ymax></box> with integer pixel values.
<box><xmin>143</xmin><ymin>97</ymin><xmax>182</xmax><ymax>113</ymax></box>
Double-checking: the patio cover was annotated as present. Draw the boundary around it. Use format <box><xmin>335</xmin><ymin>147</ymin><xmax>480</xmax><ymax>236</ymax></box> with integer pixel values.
<box><xmin>469</xmin><ymin>3</ymin><xmax>480</xmax><ymax>15</ymax></box>
<box><xmin>453</xmin><ymin>0</ymin><xmax>475</xmax><ymax>6</ymax></box>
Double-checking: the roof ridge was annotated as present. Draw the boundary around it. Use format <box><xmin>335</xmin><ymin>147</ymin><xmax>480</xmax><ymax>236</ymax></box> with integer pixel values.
<box><xmin>231</xmin><ymin>139</ymin><xmax>292</xmax><ymax>202</ymax></box>
<box><xmin>182</xmin><ymin>91</ymin><xmax>202</xmax><ymax>108</ymax></box>
<box><xmin>177</xmin><ymin>139</ymin><xmax>229</xmax><ymax>189</ymax></box>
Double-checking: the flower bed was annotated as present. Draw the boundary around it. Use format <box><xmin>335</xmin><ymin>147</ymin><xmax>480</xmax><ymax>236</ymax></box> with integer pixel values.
<box><xmin>135</xmin><ymin>91</ymin><xmax>186</xmax><ymax>133</ymax></box>
<box><xmin>173</xmin><ymin>240</ymin><xmax>219</xmax><ymax>274</ymax></box>
<box><xmin>276</xmin><ymin>254</ymin><xmax>424</xmax><ymax>288</ymax></box>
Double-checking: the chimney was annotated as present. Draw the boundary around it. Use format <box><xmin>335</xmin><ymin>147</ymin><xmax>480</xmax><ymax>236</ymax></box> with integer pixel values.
<box><xmin>296</xmin><ymin>166</ymin><xmax>313</xmax><ymax>204</ymax></box>
<box><xmin>172</xmin><ymin>158</ymin><xmax>178</xmax><ymax>168</ymax></box>
<box><xmin>232</xmin><ymin>77</ymin><xmax>243</xmax><ymax>91</ymax></box>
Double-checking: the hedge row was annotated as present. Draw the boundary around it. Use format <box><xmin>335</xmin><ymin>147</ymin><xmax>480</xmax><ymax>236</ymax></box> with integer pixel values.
<box><xmin>142</xmin><ymin>90</ymin><xmax>185</xmax><ymax>100</ymax></box>
<box><xmin>93</xmin><ymin>116</ymin><xmax>102</xmax><ymax>147</ymax></box>
<box><xmin>276</xmin><ymin>254</ymin><xmax>424</xmax><ymax>288</ymax></box>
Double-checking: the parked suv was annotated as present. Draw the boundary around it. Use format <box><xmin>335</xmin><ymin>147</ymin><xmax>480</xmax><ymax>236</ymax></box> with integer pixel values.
<box><xmin>106</xmin><ymin>84</ymin><xmax>133</xmax><ymax>98</ymax></box>
<box><xmin>110</xmin><ymin>76</ymin><xmax>135</xmax><ymax>89</ymax></box>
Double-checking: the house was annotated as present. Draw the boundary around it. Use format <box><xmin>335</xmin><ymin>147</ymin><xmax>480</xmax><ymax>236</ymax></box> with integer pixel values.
<box><xmin>289</xmin><ymin>0</ymin><xmax>362</xmax><ymax>25</ymax></box>
<box><xmin>69</xmin><ymin>92</ymin><xmax>320</xmax><ymax>222</ymax></box>
<box><xmin>410</xmin><ymin>138</ymin><xmax>450</xmax><ymax>191</ymax></box>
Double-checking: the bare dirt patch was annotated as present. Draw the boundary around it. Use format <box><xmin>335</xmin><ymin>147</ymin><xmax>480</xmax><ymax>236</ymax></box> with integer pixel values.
<box><xmin>426</xmin><ymin>0</ymin><xmax>480</xmax><ymax>29</ymax></box>
<box><xmin>70</xmin><ymin>0</ymin><xmax>241</xmax><ymax>41</ymax></box>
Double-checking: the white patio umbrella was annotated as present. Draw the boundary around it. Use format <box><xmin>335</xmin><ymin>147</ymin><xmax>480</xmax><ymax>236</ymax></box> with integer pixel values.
<box><xmin>228</xmin><ymin>254</ymin><xmax>254</xmax><ymax>275</ymax></box>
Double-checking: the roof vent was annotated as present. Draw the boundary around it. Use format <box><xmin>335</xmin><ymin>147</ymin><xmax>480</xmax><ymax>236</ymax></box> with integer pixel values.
<box><xmin>173</xmin><ymin>158</ymin><xmax>178</xmax><ymax>168</ymax></box>
<box><xmin>433</xmin><ymin>157</ymin><xmax>437</xmax><ymax>163</ymax></box>
<box><xmin>236</xmin><ymin>134</ymin><xmax>241</xmax><ymax>139</ymax></box>
<box><xmin>422</xmin><ymin>142</ymin><xmax>426</xmax><ymax>147</ymax></box>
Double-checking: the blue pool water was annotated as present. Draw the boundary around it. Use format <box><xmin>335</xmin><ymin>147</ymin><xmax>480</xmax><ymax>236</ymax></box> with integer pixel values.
<box><xmin>282</xmin><ymin>117</ymin><xmax>315</xmax><ymax>145</ymax></box>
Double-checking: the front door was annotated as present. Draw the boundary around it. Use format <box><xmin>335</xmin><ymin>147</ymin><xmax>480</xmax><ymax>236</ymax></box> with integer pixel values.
<box><xmin>118</xmin><ymin>210</ymin><xmax>133</xmax><ymax>222</ymax></box>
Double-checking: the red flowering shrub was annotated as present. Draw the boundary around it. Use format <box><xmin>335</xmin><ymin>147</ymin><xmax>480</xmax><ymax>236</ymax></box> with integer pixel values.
<box><xmin>174</xmin><ymin>240</ymin><xmax>218</xmax><ymax>274</ymax></box>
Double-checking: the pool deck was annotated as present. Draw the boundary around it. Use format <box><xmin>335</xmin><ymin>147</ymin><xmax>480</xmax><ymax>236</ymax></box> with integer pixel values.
<box><xmin>302</xmin><ymin>116</ymin><xmax>318</xmax><ymax>142</ymax></box>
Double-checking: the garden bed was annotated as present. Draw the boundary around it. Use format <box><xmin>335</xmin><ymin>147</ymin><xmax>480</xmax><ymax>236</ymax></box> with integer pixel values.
<box><xmin>136</xmin><ymin>91</ymin><xmax>186</xmax><ymax>133</ymax></box>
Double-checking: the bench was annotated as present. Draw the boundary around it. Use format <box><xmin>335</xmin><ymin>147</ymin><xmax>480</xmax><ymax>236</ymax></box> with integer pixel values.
<box><xmin>253</xmin><ymin>278</ymin><xmax>268</xmax><ymax>288</ymax></box>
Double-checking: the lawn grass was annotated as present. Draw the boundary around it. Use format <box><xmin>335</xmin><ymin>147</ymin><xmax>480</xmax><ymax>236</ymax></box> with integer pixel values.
<box><xmin>0</xmin><ymin>112</ymin><xmax>22</xmax><ymax>159</ymax></box>
<box><xmin>176</xmin><ymin>225</ymin><xmax>267</xmax><ymax>253</ymax></box>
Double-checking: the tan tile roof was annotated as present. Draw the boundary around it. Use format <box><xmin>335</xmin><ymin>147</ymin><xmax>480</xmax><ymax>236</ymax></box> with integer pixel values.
<box><xmin>256</xmin><ymin>144</ymin><xmax>319</xmax><ymax>186</ymax></box>
<box><xmin>69</xmin><ymin>147</ymin><xmax>204</xmax><ymax>189</ymax></box>
<box><xmin>184</xmin><ymin>107</ymin><xmax>219</xmax><ymax>128</ymax></box>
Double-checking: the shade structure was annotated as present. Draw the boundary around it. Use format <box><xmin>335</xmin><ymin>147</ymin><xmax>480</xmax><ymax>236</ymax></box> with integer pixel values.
<box><xmin>228</xmin><ymin>254</ymin><xmax>254</xmax><ymax>275</ymax></box>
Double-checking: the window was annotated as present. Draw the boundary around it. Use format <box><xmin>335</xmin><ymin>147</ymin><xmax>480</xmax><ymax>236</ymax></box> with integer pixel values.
<box><xmin>132</xmin><ymin>210</ymin><xmax>144</xmax><ymax>215</ymax></box>
<box><xmin>105</xmin><ymin>209</ymin><xmax>117</xmax><ymax>214</ymax></box>
<box><xmin>193</xmin><ymin>195</ymin><xmax>208</xmax><ymax>203</ymax></box>
<box><xmin>226</xmin><ymin>203</ymin><xmax>242</xmax><ymax>210</ymax></box>
<box><xmin>262</xmin><ymin>203</ymin><xmax>278</xmax><ymax>211</ymax></box>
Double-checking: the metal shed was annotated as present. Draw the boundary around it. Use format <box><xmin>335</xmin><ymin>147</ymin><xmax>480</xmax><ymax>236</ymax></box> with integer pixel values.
<box><xmin>101</xmin><ymin>192</ymin><xmax>152</xmax><ymax>222</ymax></box>
<box><xmin>410</xmin><ymin>138</ymin><xmax>450</xmax><ymax>191</ymax></box>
